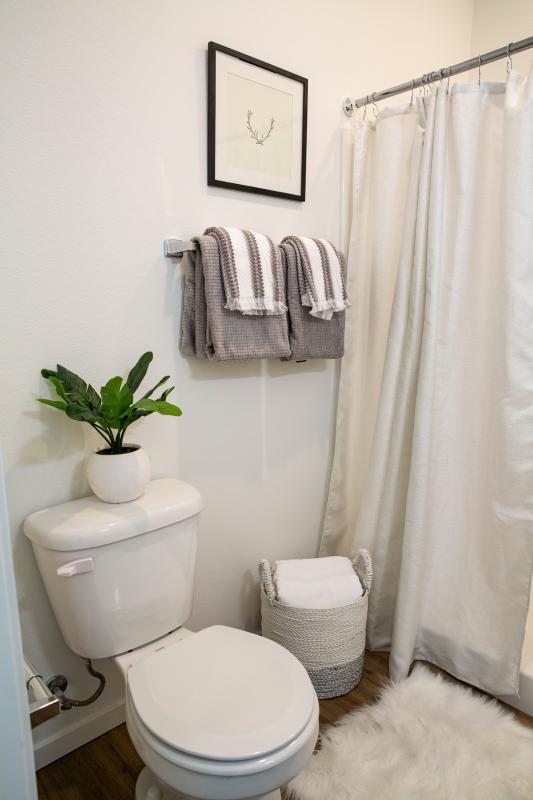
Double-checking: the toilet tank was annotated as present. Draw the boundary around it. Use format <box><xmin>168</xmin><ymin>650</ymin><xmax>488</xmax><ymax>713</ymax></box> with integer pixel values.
<box><xmin>24</xmin><ymin>479</ymin><xmax>202</xmax><ymax>659</ymax></box>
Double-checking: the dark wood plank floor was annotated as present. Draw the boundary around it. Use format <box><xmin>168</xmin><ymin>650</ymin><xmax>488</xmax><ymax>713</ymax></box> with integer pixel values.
<box><xmin>37</xmin><ymin>651</ymin><xmax>533</xmax><ymax>799</ymax></box>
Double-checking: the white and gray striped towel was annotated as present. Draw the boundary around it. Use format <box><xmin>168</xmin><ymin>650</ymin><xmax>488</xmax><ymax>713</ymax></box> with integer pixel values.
<box><xmin>281</xmin><ymin>235</ymin><xmax>350</xmax><ymax>320</ymax></box>
<box><xmin>204</xmin><ymin>226</ymin><xmax>287</xmax><ymax>316</ymax></box>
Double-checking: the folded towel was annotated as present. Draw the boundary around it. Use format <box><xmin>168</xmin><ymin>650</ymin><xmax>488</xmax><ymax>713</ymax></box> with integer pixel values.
<box><xmin>179</xmin><ymin>235</ymin><xmax>290</xmax><ymax>361</ymax></box>
<box><xmin>204</xmin><ymin>226</ymin><xmax>287</xmax><ymax>316</ymax></box>
<box><xmin>281</xmin><ymin>235</ymin><xmax>350</xmax><ymax>320</ymax></box>
<box><xmin>276</xmin><ymin>572</ymin><xmax>364</xmax><ymax>609</ymax></box>
<box><xmin>274</xmin><ymin>555</ymin><xmax>355</xmax><ymax>579</ymax></box>
<box><xmin>281</xmin><ymin>243</ymin><xmax>345</xmax><ymax>360</ymax></box>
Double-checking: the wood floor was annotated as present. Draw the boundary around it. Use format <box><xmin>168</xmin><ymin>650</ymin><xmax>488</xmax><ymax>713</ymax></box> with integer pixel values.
<box><xmin>37</xmin><ymin>651</ymin><xmax>533</xmax><ymax>799</ymax></box>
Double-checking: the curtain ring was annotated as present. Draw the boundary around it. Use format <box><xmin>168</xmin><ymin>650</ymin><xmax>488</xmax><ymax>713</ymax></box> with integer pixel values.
<box><xmin>478</xmin><ymin>54</ymin><xmax>482</xmax><ymax>85</ymax></box>
<box><xmin>507</xmin><ymin>42</ymin><xmax>513</xmax><ymax>75</ymax></box>
<box><xmin>372</xmin><ymin>92</ymin><xmax>379</xmax><ymax>118</ymax></box>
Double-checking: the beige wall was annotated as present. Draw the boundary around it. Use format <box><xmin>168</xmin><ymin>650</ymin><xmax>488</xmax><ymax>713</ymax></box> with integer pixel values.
<box><xmin>0</xmin><ymin>0</ymin><xmax>473</xmax><ymax>764</ymax></box>
<box><xmin>471</xmin><ymin>0</ymin><xmax>533</xmax><ymax>79</ymax></box>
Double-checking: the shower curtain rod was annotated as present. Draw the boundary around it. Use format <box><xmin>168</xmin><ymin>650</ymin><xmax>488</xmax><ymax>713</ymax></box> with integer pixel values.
<box><xmin>343</xmin><ymin>35</ymin><xmax>533</xmax><ymax>116</ymax></box>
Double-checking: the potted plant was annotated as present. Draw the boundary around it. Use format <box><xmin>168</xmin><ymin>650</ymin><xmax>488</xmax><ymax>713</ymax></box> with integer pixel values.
<box><xmin>37</xmin><ymin>352</ymin><xmax>182</xmax><ymax>503</ymax></box>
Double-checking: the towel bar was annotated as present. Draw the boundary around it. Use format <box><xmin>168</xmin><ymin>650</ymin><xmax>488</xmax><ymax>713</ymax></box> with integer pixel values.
<box><xmin>163</xmin><ymin>239</ymin><xmax>198</xmax><ymax>258</ymax></box>
<box><xmin>25</xmin><ymin>657</ymin><xmax>61</xmax><ymax>728</ymax></box>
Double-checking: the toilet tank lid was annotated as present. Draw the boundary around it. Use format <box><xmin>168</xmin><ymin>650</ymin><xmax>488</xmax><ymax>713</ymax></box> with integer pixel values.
<box><xmin>23</xmin><ymin>478</ymin><xmax>202</xmax><ymax>552</ymax></box>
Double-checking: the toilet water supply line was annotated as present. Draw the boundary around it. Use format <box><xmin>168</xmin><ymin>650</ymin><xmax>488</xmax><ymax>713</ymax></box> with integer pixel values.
<box><xmin>46</xmin><ymin>659</ymin><xmax>106</xmax><ymax>710</ymax></box>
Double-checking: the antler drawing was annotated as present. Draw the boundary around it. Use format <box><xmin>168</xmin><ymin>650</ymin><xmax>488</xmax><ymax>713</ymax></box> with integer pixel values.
<box><xmin>246</xmin><ymin>110</ymin><xmax>275</xmax><ymax>145</ymax></box>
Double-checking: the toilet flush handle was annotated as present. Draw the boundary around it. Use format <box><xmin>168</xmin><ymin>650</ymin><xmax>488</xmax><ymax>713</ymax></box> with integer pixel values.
<box><xmin>57</xmin><ymin>557</ymin><xmax>94</xmax><ymax>577</ymax></box>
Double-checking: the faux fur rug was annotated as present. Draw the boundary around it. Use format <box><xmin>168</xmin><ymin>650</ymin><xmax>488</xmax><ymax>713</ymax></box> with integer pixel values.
<box><xmin>288</xmin><ymin>666</ymin><xmax>533</xmax><ymax>800</ymax></box>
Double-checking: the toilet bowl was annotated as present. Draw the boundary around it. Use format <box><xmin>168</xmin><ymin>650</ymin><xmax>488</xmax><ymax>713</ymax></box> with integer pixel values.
<box><xmin>116</xmin><ymin>625</ymin><xmax>319</xmax><ymax>800</ymax></box>
<box><xmin>24</xmin><ymin>479</ymin><xmax>319</xmax><ymax>799</ymax></box>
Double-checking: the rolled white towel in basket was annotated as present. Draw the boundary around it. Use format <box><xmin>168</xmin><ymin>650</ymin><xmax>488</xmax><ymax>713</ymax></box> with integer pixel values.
<box><xmin>274</xmin><ymin>555</ymin><xmax>355</xmax><ymax>580</ymax></box>
<box><xmin>276</xmin><ymin>572</ymin><xmax>364</xmax><ymax>609</ymax></box>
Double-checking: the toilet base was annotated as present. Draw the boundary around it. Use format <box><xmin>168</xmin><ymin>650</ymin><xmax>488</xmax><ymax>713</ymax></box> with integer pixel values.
<box><xmin>135</xmin><ymin>766</ymin><xmax>282</xmax><ymax>800</ymax></box>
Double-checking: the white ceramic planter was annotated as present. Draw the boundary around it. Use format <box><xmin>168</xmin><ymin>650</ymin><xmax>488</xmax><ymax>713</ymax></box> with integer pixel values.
<box><xmin>86</xmin><ymin>444</ymin><xmax>150</xmax><ymax>503</ymax></box>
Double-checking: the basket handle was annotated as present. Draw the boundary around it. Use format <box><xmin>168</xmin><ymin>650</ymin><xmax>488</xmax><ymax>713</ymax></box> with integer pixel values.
<box><xmin>258</xmin><ymin>558</ymin><xmax>276</xmax><ymax>603</ymax></box>
<box><xmin>353</xmin><ymin>548</ymin><xmax>373</xmax><ymax>594</ymax></box>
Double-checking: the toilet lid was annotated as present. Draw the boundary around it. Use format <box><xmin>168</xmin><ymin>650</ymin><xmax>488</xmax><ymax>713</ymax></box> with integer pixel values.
<box><xmin>127</xmin><ymin>625</ymin><xmax>316</xmax><ymax>762</ymax></box>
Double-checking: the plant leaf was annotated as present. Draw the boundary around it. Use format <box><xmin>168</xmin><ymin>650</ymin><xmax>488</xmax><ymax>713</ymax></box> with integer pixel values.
<box><xmin>126</xmin><ymin>352</ymin><xmax>153</xmax><ymax>394</ymax></box>
<box><xmin>37</xmin><ymin>398</ymin><xmax>68</xmax><ymax>411</ymax></box>
<box><xmin>65</xmin><ymin>403</ymin><xmax>103</xmax><ymax>423</ymax></box>
<box><xmin>101</xmin><ymin>376</ymin><xmax>133</xmax><ymax>428</ymax></box>
<box><xmin>86</xmin><ymin>384</ymin><xmax>101</xmax><ymax>410</ymax></box>
<box><xmin>121</xmin><ymin>405</ymin><xmax>153</xmax><ymax>425</ymax></box>
<box><xmin>56</xmin><ymin>364</ymin><xmax>89</xmax><ymax>401</ymax></box>
<box><xmin>132</xmin><ymin>399</ymin><xmax>182</xmax><ymax>416</ymax></box>
<box><xmin>158</xmin><ymin>386</ymin><xmax>174</xmax><ymax>402</ymax></box>
<box><xmin>139</xmin><ymin>375</ymin><xmax>170</xmax><ymax>401</ymax></box>
<box><xmin>48</xmin><ymin>375</ymin><xmax>68</xmax><ymax>402</ymax></box>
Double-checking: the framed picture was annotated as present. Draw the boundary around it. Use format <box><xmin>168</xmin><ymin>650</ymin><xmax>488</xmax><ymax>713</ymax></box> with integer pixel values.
<box><xmin>207</xmin><ymin>42</ymin><xmax>308</xmax><ymax>202</ymax></box>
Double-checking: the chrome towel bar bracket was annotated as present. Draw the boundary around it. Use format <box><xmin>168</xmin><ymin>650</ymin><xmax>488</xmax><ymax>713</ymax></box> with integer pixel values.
<box><xmin>164</xmin><ymin>239</ymin><xmax>198</xmax><ymax>258</ymax></box>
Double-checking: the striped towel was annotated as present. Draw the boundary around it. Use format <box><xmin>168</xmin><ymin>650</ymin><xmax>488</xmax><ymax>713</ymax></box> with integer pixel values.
<box><xmin>281</xmin><ymin>235</ymin><xmax>350</xmax><ymax>320</ymax></box>
<box><xmin>204</xmin><ymin>226</ymin><xmax>287</xmax><ymax>316</ymax></box>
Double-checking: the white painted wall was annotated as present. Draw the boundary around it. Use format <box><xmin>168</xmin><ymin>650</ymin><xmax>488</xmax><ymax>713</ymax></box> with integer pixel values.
<box><xmin>471</xmin><ymin>0</ymin><xmax>533</xmax><ymax>79</ymax></box>
<box><xmin>0</xmin><ymin>0</ymin><xmax>473</xmax><ymax>765</ymax></box>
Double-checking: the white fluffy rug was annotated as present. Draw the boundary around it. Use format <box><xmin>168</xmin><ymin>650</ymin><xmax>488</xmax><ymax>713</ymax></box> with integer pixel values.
<box><xmin>288</xmin><ymin>666</ymin><xmax>533</xmax><ymax>800</ymax></box>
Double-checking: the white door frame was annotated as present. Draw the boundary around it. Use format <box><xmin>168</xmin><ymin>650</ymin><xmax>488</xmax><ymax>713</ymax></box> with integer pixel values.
<box><xmin>0</xmin><ymin>449</ymin><xmax>38</xmax><ymax>800</ymax></box>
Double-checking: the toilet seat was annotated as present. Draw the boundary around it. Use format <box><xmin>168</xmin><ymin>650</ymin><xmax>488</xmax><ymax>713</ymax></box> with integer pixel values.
<box><xmin>127</xmin><ymin>625</ymin><xmax>316</xmax><ymax>764</ymax></box>
<box><xmin>126</xmin><ymin>690</ymin><xmax>319</xmax><ymax>777</ymax></box>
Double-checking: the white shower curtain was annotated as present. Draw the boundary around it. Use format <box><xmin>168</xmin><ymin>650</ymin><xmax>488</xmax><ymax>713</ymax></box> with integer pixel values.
<box><xmin>322</xmin><ymin>69</ymin><xmax>533</xmax><ymax>696</ymax></box>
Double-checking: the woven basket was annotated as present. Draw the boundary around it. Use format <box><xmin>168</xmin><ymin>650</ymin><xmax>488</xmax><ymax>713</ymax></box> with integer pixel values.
<box><xmin>259</xmin><ymin>550</ymin><xmax>373</xmax><ymax>699</ymax></box>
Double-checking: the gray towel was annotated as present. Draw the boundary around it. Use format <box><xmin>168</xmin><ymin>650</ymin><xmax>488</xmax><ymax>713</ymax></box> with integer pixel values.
<box><xmin>281</xmin><ymin>241</ymin><xmax>345</xmax><ymax>360</ymax></box>
<box><xmin>180</xmin><ymin>235</ymin><xmax>290</xmax><ymax>361</ymax></box>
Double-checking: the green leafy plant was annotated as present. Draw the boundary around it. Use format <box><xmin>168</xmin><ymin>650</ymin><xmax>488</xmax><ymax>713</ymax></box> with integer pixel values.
<box><xmin>37</xmin><ymin>352</ymin><xmax>181</xmax><ymax>454</ymax></box>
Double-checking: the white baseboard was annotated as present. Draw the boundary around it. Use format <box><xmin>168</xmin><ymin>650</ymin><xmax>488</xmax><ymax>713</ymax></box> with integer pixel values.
<box><xmin>33</xmin><ymin>699</ymin><xmax>126</xmax><ymax>770</ymax></box>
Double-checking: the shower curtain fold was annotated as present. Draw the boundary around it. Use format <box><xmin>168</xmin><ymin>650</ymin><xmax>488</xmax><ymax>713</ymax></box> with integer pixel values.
<box><xmin>321</xmin><ymin>70</ymin><xmax>533</xmax><ymax>696</ymax></box>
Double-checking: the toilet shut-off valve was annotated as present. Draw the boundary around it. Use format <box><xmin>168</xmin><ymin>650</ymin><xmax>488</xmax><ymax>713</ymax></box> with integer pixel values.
<box><xmin>47</xmin><ymin>658</ymin><xmax>105</xmax><ymax>710</ymax></box>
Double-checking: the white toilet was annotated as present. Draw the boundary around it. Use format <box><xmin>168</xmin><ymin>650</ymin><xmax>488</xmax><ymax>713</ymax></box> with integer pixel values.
<box><xmin>24</xmin><ymin>478</ymin><xmax>319</xmax><ymax>800</ymax></box>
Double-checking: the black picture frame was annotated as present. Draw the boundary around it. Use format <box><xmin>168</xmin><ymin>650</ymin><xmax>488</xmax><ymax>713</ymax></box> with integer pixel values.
<box><xmin>207</xmin><ymin>42</ymin><xmax>308</xmax><ymax>202</ymax></box>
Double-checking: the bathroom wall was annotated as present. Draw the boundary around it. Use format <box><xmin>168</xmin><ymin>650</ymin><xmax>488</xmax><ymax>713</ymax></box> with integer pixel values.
<box><xmin>471</xmin><ymin>0</ymin><xmax>533</xmax><ymax>79</ymax></box>
<box><xmin>0</xmin><ymin>0</ymin><xmax>473</xmax><ymax>766</ymax></box>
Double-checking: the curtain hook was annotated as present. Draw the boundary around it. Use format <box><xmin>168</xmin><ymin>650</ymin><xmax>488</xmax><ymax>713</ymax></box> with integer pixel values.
<box><xmin>410</xmin><ymin>79</ymin><xmax>415</xmax><ymax>108</ymax></box>
<box><xmin>478</xmin><ymin>54</ymin><xmax>482</xmax><ymax>85</ymax></box>
<box><xmin>507</xmin><ymin>42</ymin><xmax>513</xmax><ymax>75</ymax></box>
<box><xmin>447</xmin><ymin>65</ymin><xmax>452</xmax><ymax>90</ymax></box>
<box><xmin>363</xmin><ymin>95</ymin><xmax>368</xmax><ymax>120</ymax></box>
<box><xmin>372</xmin><ymin>92</ymin><xmax>379</xmax><ymax>118</ymax></box>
